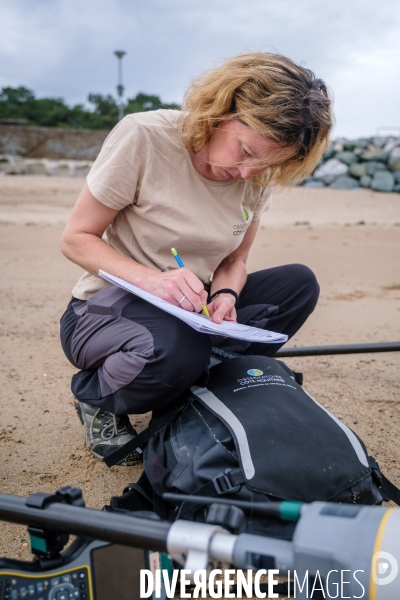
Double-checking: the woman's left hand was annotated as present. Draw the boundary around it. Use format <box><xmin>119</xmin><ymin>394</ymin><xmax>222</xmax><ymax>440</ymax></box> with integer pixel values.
<box><xmin>206</xmin><ymin>221</ymin><xmax>260</xmax><ymax>324</ymax></box>
<box><xmin>207</xmin><ymin>293</ymin><xmax>237</xmax><ymax>324</ymax></box>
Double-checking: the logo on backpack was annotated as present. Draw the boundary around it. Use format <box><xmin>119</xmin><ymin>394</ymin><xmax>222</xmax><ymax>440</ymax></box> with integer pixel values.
<box><xmin>247</xmin><ymin>369</ymin><xmax>263</xmax><ymax>376</ymax></box>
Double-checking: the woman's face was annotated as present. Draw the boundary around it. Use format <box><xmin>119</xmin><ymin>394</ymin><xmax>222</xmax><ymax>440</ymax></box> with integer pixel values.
<box><xmin>192</xmin><ymin>119</ymin><xmax>292</xmax><ymax>182</ymax></box>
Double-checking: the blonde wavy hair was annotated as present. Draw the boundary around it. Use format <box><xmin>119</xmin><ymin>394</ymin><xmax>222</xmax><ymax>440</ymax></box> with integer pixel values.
<box><xmin>181</xmin><ymin>52</ymin><xmax>333</xmax><ymax>186</ymax></box>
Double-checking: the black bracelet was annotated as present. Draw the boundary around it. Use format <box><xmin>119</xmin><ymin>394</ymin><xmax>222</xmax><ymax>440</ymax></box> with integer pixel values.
<box><xmin>209</xmin><ymin>288</ymin><xmax>239</xmax><ymax>306</ymax></box>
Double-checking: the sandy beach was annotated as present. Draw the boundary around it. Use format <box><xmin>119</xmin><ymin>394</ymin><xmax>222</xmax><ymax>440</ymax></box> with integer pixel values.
<box><xmin>1</xmin><ymin>176</ymin><xmax>399</xmax><ymax>572</ymax></box>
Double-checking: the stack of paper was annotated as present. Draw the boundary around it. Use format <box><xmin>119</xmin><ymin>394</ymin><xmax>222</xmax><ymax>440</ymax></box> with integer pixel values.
<box><xmin>99</xmin><ymin>270</ymin><xmax>288</xmax><ymax>345</ymax></box>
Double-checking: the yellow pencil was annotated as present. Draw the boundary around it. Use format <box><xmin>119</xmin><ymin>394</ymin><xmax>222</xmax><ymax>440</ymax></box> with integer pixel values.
<box><xmin>171</xmin><ymin>248</ymin><xmax>210</xmax><ymax>317</ymax></box>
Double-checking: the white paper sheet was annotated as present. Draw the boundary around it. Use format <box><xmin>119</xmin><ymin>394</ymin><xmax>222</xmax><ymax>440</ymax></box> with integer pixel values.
<box><xmin>99</xmin><ymin>270</ymin><xmax>288</xmax><ymax>344</ymax></box>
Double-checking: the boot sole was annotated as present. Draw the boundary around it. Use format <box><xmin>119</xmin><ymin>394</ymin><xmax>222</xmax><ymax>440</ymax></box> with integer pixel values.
<box><xmin>74</xmin><ymin>398</ymin><xmax>84</xmax><ymax>425</ymax></box>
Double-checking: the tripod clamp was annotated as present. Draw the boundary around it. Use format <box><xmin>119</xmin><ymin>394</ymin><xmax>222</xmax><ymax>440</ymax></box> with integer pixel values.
<box><xmin>167</xmin><ymin>519</ymin><xmax>235</xmax><ymax>579</ymax></box>
<box><xmin>26</xmin><ymin>486</ymin><xmax>85</xmax><ymax>567</ymax></box>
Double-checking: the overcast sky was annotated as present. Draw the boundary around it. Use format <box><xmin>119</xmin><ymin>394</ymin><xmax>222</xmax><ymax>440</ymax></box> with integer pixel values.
<box><xmin>1</xmin><ymin>0</ymin><xmax>399</xmax><ymax>138</ymax></box>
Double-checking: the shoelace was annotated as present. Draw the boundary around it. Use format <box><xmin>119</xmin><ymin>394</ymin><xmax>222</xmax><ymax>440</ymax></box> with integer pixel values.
<box><xmin>90</xmin><ymin>409</ymin><xmax>131</xmax><ymax>441</ymax></box>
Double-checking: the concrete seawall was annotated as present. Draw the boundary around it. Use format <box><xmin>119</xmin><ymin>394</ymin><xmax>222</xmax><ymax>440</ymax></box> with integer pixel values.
<box><xmin>0</xmin><ymin>124</ymin><xmax>108</xmax><ymax>160</ymax></box>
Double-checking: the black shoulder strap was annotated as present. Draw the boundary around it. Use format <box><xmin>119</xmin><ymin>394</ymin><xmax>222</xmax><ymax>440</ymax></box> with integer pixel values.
<box><xmin>175</xmin><ymin>468</ymin><xmax>244</xmax><ymax>520</ymax></box>
<box><xmin>369</xmin><ymin>455</ymin><xmax>400</xmax><ymax>506</ymax></box>
<box><xmin>380</xmin><ymin>474</ymin><xmax>400</xmax><ymax>505</ymax></box>
<box><xmin>104</xmin><ymin>399</ymin><xmax>188</xmax><ymax>468</ymax></box>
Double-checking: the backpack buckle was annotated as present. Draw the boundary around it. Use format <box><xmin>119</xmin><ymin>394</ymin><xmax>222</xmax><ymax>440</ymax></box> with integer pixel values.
<box><xmin>212</xmin><ymin>469</ymin><xmax>241</xmax><ymax>495</ymax></box>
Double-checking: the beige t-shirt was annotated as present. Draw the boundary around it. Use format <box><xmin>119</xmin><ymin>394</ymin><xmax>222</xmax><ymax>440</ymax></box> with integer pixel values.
<box><xmin>72</xmin><ymin>110</ymin><xmax>272</xmax><ymax>300</ymax></box>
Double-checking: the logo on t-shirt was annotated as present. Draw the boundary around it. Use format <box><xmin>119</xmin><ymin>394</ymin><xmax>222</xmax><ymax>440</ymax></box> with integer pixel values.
<box><xmin>233</xmin><ymin>223</ymin><xmax>246</xmax><ymax>236</ymax></box>
<box><xmin>233</xmin><ymin>208</ymin><xmax>249</xmax><ymax>236</ymax></box>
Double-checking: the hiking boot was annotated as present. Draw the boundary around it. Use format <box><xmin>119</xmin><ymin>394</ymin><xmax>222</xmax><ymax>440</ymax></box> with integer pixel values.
<box><xmin>74</xmin><ymin>400</ymin><xmax>141</xmax><ymax>466</ymax></box>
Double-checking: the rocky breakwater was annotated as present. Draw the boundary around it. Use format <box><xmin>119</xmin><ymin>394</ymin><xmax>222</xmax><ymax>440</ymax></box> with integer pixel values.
<box><xmin>303</xmin><ymin>136</ymin><xmax>400</xmax><ymax>193</ymax></box>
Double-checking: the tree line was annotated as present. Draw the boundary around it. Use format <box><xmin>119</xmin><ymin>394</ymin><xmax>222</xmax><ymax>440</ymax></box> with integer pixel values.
<box><xmin>0</xmin><ymin>86</ymin><xmax>180</xmax><ymax>130</ymax></box>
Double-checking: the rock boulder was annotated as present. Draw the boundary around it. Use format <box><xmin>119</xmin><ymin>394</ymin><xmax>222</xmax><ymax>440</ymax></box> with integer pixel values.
<box><xmin>371</xmin><ymin>171</ymin><xmax>394</xmax><ymax>192</ymax></box>
<box><xmin>330</xmin><ymin>175</ymin><xmax>359</xmax><ymax>190</ymax></box>
<box><xmin>313</xmin><ymin>159</ymin><xmax>348</xmax><ymax>184</ymax></box>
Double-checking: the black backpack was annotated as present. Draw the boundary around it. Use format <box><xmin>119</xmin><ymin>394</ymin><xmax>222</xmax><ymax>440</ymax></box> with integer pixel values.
<box><xmin>106</xmin><ymin>354</ymin><xmax>400</xmax><ymax>536</ymax></box>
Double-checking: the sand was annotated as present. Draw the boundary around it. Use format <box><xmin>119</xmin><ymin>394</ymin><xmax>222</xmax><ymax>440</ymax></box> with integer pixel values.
<box><xmin>0</xmin><ymin>176</ymin><xmax>399</xmax><ymax>567</ymax></box>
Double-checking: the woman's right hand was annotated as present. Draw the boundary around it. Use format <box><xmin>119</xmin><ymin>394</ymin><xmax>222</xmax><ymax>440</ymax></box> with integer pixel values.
<box><xmin>138</xmin><ymin>267</ymin><xmax>208</xmax><ymax>314</ymax></box>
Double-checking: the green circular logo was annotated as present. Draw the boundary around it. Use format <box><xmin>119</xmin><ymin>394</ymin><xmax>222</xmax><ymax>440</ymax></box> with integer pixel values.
<box><xmin>247</xmin><ymin>369</ymin><xmax>263</xmax><ymax>377</ymax></box>
<box><xmin>243</xmin><ymin>209</ymin><xmax>249</xmax><ymax>221</ymax></box>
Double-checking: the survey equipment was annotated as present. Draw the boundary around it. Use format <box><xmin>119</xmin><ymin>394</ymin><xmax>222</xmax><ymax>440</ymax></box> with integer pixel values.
<box><xmin>0</xmin><ymin>487</ymin><xmax>399</xmax><ymax>599</ymax></box>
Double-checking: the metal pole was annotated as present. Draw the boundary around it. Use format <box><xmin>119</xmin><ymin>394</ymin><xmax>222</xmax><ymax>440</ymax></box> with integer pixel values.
<box><xmin>275</xmin><ymin>341</ymin><xmax>400</xmax><ymax>357</ymax></box>
<box><xmin>114</xmin><ymin>50</ymin><xmax>126</xmax><ymax>121</ymax></box>
<box><xmin>0</xmin><ymin>493</ymin><xmax>170</xmax><ymax>552</ymax></box>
